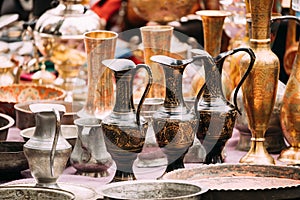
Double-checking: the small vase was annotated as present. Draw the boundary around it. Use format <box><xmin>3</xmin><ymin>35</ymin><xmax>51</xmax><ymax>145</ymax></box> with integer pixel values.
<box><xmin>101</xmin><ymin>59</ymin><xmax>152</xmax><ymax>182</ymax></box>
<box><xmin>70</xmin><ymin>117</ymin><xmax>113</xmax><ymax>177</ymax></box>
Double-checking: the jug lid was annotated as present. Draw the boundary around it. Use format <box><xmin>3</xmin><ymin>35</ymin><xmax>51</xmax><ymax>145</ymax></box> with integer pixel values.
<box><xmin>29</xmin><ymin>103</ymin><xmax>66</xmax><ymax>113</ymax></box>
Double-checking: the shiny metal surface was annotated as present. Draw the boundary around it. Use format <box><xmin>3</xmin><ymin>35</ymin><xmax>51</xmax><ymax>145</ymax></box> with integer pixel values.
<box><xmin>130</xmin><ymin>0</ymin><xmax>199</xmax><ymax>23</ymax></box>
<box><xmin>239</xmin><ymin>0</ymin><xmax>280</xmax><ymax>165</ymax></box>
<box><xmin>0</xmin><ymin>186</ymin><xmax>75</xmax><ymax>200</ymax></box>
<box><xmin>163</xmin><ymin>164</ymin><xmax>300</xmax><ymax>200</ymax></box>
<box><xmin>33</xmin><ymin>0</ymin><xmax>101</xmax><ymax>91</ymax></box>
<box><xmin>77</xmin><ymin>31</ymin><xmax>117</xmax><ymax>119</ymax></box>
<box><xmin>70</xmin><ymin>117</ymin><xmax>113</xmax><ymax>177</ymax></box>
<box><xmin>99</xmin><ymin>180</ymin><xmax>208</xmax><ymax>200</ymax></box>
<box><xmin>23</xmin><ymin>104</ymin><xmax>72</xmax><ymax>188</ymax></box>
<box><xmin>279</xmin><ymin>38</ymin><xmax>300</xmax><ymax>165</ymax></box>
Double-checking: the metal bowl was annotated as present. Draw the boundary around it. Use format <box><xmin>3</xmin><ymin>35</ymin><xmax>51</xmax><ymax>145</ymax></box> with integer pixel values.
<box><xmin>0</xmin><ymin>84</ymin><xmax>66</xmax><ymax>118</ymax></box>
<box><xmin>20</xmin><ymin>125</ymin><xmax>77</xmax><ymax>148</ymax></box>
<box><xmin>14</xmin><ymin>100</ymin><xmax>82</xmax><ymax>130</ymax></box>
<box><xmin>0</xmin><ymin>113</ymin><xmax>14</xmax><ymax>140</ymax></box>
<box><xmin>0</xmin><ymin>141</ymin><xmax>28</xmax><ymax>180</ymax></box>
<box><xmin>0</xmin><ymin>186</ymin><xmax>75</xmax><ymax>199</ymax></box>
<box><xmin>163</xmin><ymin>164</ymin><xmax>300</xmax><ymax>200</ymax></box>
<box><xmin>99</xmin><ymin>180</ymin><xmax>208</xmax><ymax>199</ymax></box>
<box><xmin>130</xmin><ymin>0</ymin><xmax>199</xmax><ymax>23</ymax></box>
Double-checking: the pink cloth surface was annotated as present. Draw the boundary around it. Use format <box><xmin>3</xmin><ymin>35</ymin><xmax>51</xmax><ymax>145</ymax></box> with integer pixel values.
<box><xmin>3</xmin><ymin>127</ymin><xmax>283</xmax><ymax>199</ymax></box>
<box><xmin>6</xmin><ymin>126</ymin><xmax>282</xmax><ymax>169</ymax></box>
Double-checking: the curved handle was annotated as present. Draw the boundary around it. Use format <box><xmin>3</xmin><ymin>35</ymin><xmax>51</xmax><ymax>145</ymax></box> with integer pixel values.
<box><xmin>50</xmin><ymin>109</ymin><xmax>61</xmax><ymax>177</ymax></box>
<box><xmin>134</xmin><ymin>64</ymin><xmax>153</xmax><ymax>126</ymax></box>
<box><xmin>213</xmin><ymin>48</ymin><xmax>255</xmax><ymax>114</ymax></box>
<box><xmin>271</xmin><ymin>15</ymin><xmax>300</xmax><ymax>26</ymax></box>
<box><xmin>271</xmin><ymin>15</ymin><xmax>300</xmax><ymax>47</ymax></box>
<box><xmin>194</xmin><ymin>82</ymin><xmax>207</xmax><ymax>120</ymax></box>
<box><xmin>191</xmin><ymin>52</ymin><xmax>215</xmax><ymax>118</ymax></box>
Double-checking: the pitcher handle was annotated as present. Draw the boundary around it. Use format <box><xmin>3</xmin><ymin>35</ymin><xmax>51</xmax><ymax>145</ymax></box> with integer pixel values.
<box><xmin>271</xmin><ymin>15</ymin><xmax>300</xmax><ymax>26</ymax></box>
<box><xmin>134</xmin><ymin>64</ymin><xmax>153</xmax><ymax>126</ymax></box>
<box><xmin>50</xmin><ymin>109</ymin><xmax>61</xmax><ymax>177</ymax></box>
<box><xmin>214</xmin><ymin>47</ymin><xmax>256</xmax><ymax>114</ymax></box>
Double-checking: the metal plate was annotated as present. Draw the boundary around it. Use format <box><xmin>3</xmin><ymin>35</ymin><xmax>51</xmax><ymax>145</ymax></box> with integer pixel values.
<box><xmin>2</xmin><ymin>179</ymin><xmax>99</xmax><ymax>200</ymax></box>
<box><xmin>162</xmin><ymin>164</ymin><xmax>300</xmax><ymax>200</ymax></box>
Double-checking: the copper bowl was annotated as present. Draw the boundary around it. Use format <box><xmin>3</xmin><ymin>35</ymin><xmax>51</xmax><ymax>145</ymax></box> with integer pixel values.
<box><xmin>0</xmin><ymin>113</ymin><xmax>14</xmax><ymax>140</ymax></box>
<box><xmin>0</xmin><ymin>84</ymin><xmax>66</xmax><ymax>118</ymax></box>
<box><xmin>0</xmin><ymin>141</ymin><xmax>29</xmax><ymax>180</ymax></box>
<box><xmin>0</xmin><ymin>186</ymin><xmax>75</xmax><ymax>199</ymax></box>
<box><xmin>130</xmin><ymin>0</ymin><xmax>199</xmax><ymax>23</ymax></box>
<box><xmin>99</xmin><ymin>180</ymin><xmax>208</xmax><ymax>199</ymax></box>
<box><xmin>14</xmin><ymin>100</ymin><xmax>82</xmax><ymax>130</ymax></box>
<box><xmin>20</xmin><ymin>125</ymin><xmax>77</xmax><ymax>148</ymax></box>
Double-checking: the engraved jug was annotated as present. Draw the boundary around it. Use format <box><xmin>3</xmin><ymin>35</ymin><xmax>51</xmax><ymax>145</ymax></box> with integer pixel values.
<box><xmin>101</xmin><ymin>59</ymin><xmax>152</xmax><ymax>182</ymax></box>
<box><xmin>193</xmin><ymin>47</ymin><xmax>255</xmax><ymax>164</ymax></box>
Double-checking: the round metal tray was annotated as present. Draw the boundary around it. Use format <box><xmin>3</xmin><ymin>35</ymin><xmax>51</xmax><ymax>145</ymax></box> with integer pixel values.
<box><xmin>162</xmin><ymin>164</ymin><xmax>300</xmax><ymax>200</ymax></box>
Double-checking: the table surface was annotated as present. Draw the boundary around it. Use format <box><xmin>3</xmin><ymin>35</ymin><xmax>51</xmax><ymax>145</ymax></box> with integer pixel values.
<box><xmin>2</xmin><ymin>126</ymin><xmax>286</xmax><ymax>199</ymax></box>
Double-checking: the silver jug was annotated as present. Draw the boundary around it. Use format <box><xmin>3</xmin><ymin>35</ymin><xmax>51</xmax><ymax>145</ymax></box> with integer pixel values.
<box><xmin>23</xmin><ymin>103</ymin><xmax>72</xmax><ymax>188</ymax></box>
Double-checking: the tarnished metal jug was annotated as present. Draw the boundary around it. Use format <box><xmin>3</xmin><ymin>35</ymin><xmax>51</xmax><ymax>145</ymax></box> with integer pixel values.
<box><xmin>23</xmin><ymin>103</ymin><xmax>72</xmax><ymax>188</ymax></box>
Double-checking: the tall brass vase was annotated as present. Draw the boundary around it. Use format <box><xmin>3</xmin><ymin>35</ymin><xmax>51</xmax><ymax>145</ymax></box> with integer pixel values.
<box><xmin>77</xmin><ymin>31</ymin><xmax>117</xmax><ymax>119</ymax></box>
<box><xmin>239</xmin><ymin>0</ymin><xmax>280</xmax><ymax>164</ymax></box>
<box><xmin>278</xmin><ymin>38</ymin><xmax>300</xmax><ymax>165</ymax></box>
<box><xmin>140</xmin><ymin>25</ymin><xmax>173</xmax><ymax>99</ymax></box>
<box><xmin>192</xmin><ymin>10</ymin><xmax>231</xmax><ymax>163</ymax></box>
<box><xmin>196</xmin><ymin>10</ymin><xmax>231</xmax><ymax>57</ymax></box>
<box><xmin>191</xmin><ymin>10</ymin><xmax>231</xmax><ymax>104</ymax></box>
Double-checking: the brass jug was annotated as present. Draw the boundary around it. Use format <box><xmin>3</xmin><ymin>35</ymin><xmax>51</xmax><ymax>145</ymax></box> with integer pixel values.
<box><xmin>23</xmin><ymin>103</ymin><xmax>72</xmax><ymax>188</ymax></box>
